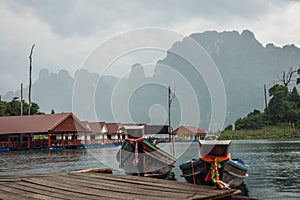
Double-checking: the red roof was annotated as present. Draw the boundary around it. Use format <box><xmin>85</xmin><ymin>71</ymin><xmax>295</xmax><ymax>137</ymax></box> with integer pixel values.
<box><xmin>0</xmin><ymin>113</ymin><xmax>89</xmax><ymax>135</ymax></box>
<box><xmin>88</xmin><ymin>122</ymin><xmax>106</xmax><ymax>134</ymax></box>
<box><xmin>172</xmin><ymin>126</ymin><xmax>206</xmax><ymax>135</ymax></box>
<box><xmin>105</xmin><ymin>123</ymin><xmax>122</xmax><ymax>135</ymax></box>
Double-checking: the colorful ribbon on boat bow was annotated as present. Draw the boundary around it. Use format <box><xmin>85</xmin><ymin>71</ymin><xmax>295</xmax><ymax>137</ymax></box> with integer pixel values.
<box><xmin>129</xmin><ymin>138</ymin><xmax>145</xmax><ymax>166</ymax></box>
<box><xmin>201</xmin><ymin>153</ymin><xmax>231</xmax><ymax>189</ymax></box>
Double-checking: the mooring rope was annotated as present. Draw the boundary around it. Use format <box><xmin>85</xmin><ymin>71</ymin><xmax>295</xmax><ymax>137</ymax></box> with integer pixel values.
<box><xmin>186</xmin><ymin>160</ymin><xmax>198</xmax><ymax>199</ymax></box>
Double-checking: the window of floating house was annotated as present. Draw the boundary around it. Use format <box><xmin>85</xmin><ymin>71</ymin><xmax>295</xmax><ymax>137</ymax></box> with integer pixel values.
<box><xmin>68</xmin><ymin>135</ymin><xmax>72</xmax><ymax>140</ymax></box>
<box><xmin>122</xmin><ymin>135</ymin><xmax>127</xmax><ymax>139</ymax></box>
<box><xmin>50</xmin><ymin>135</ymin><xmax>56</xmax><ymax>141</ymax></box>
<box><xmin>10</xmin><ymin>135</ymin><xmax>19</xmax><ymax>141</ymax></box>
<box><xmin>77</xmin><ymin>134</ymin><xmax>84</xmax><ymax>140</ymax></box>
<box><xmin>86</xmin><ymin>135</ymin><xmax>91</xmax><ymax>140</ymax></box>
<box><xmin>95</xmin><ymin>134</ymin><xmax>102</xmax><ymax>139</ymax></box>
<box><xmin>56</xmin><ymin>135</ymin><xmax>62</xmax><ymax>140</ymax></box>
<box><xmin>112</xmin><ymin>134</ymin><xmax>118</xmax><ymax>140</ymax></box>
<box><xmin>22</xmin><ymin>135</ymin><xmax>28</xmax><ymax>141</ymax></box>
<box><xmin>107</xmin><ymin>135</ymin><xmax>111</xmax><ymax>139</ymax></box>
<box><xmin>33</xmin><ymin>134</ymin><xmax>48</xmax><ymax>140</ymax></box>
<box><xmin>90</xmin><ymin>135</ymin><xmax>96</xmax><ymax>140</ymax></box>
<box><xmin>0</xmin><ymin>135</ymin><xmax>8</xmax><ymax>141</ymax></box>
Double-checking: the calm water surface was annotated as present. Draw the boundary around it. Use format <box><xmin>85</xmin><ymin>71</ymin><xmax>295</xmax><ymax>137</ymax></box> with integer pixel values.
<box><xmin>1</xmin><ymin>140</ymin><xmax>299</xmax><ymax>199</ymax></box>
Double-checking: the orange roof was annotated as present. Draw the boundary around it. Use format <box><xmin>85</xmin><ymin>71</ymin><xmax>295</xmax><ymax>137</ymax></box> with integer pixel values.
<box><xmin>172</xmin><ymin>126</ymin><xmax>206</xmax><ymax>135</ymax></box>
<box><xmin>0</xmin><ymin>113</ymin><xmax>89</xmax><ymax>135</ymax></box>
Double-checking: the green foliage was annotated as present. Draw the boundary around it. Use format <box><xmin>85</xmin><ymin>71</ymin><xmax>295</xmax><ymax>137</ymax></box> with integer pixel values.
<box><xmin>289</xmin><ymin>87</ymin><xmax>300</xmax><ymax>107</ymax></box>
<box><xmin>0</xmin><ymin>97</ymin><xmax>44</xmax><ymax>116</ymax></box>
<box><xmin>234</xmin><ymin>84</ymin><xmax>300</xmax><ymax>130</ymax></box>
<box><xmin>265</xmin><ymin>84</ymin><xmax>300</xmax><ymax>124</ymax></box>
<box><xmin>235</xmin><ymin>110</ymin><xmax>270</xmax><ymax>130</ymax></box>
<box><xmin>221</xmin><ymin>123</ymin><xmax>299</xmax><ymax>140</ymax></box>
<box><xmin>0</xmin><ymin>101</ymin><xmax>6</xmax><ymax>116</ymax></box>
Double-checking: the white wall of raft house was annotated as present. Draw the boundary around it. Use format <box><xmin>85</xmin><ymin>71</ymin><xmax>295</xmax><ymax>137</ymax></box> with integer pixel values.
<box><xmin>77</xmin><ymin>123</ymin><xmax>109</xmax><ymax>141</ymax></box>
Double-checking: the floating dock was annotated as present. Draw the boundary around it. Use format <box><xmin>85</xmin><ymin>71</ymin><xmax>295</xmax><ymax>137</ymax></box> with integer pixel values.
<box><xmin>0</xmin><ymin>172</ymin><xmax>243</xmax><ymax>200</ymax></box>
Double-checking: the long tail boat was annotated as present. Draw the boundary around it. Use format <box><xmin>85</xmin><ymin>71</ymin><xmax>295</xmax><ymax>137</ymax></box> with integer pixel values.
<box><xmin>116</xmin><ymin>138</ymin><xmax>176</xmax><ymax>179</ymax></box>
<box><xmin>180</xmin><ymin>137</ymin><xmax>249</xmax><ymax>189</ymax></box>
<box><xmin>179</xmin><ymin>158</ymin><xmax>208</xmax><ymax>185</ymax></box>
<box><xmin>222</xmin><ymin>158</ymin><xmax>249</xmax><ymax>188</ymax></box>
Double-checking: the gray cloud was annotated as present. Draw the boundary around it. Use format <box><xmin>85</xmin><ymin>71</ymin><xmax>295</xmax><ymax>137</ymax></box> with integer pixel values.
<box><xmin>0</xmin><ymin>0</ymin><xmax>300</xmax><ymax>95</ymax></box>
<box><xmin>3</xmin><ymin>0</ymin><xmax>277</xmax><ymax>37</ymax></box>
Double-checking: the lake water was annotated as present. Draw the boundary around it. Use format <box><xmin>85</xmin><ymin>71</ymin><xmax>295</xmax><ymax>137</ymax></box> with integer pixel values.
<box><xmin>1</xmin><ymin>140</ymin><xmax>299</xmax><ymax>199</ymax></box>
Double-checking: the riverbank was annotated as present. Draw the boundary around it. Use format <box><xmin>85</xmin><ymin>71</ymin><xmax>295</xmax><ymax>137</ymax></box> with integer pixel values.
<box><xmin>220</xmin><ymin>124</ymin><xmax>300</xmax><ymax>140</ymax></box>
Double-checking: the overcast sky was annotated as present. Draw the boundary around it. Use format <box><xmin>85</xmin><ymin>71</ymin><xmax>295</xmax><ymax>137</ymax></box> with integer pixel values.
<box><xmin>1</xmin><ymin>0</ymin><xmax>300</xmax><ymax>95</ymax></box>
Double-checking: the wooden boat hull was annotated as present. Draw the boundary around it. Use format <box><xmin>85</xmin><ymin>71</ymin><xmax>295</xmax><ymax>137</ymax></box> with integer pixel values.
<box><xmin>199</xmin><ymin>140</ymin><xmax>231</xmax><ymax>157</ymax></box>
<box><xmin>116</xmin><ymin>138</ymin><xmax>176</xmax><ymax>179</ymax></box>
<box><xmin>222</xmin><ymin>159</ymin><xmax>249</xmax><ymax>188</ymax></box>
<box><xmin>179</xmin><ymin>159</ymin><xmax>209</xmax><ymax>185</ymax></box>
<box><xmin>181</xmin><ymin>139</ymin><xmax>249</xmax><ymax>188</ymax></box>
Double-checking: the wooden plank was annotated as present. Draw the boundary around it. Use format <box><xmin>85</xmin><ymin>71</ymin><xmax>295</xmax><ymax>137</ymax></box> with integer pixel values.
<box><xmin>70</xmin><ymin>172</ymin><xmax>202</xmax><ymax>191</ymax></box>
<box><xmin>0</xmin><ymin>191</ymin><xmax>35</xmax><ymax>200</ymax></box>
<box><xmin>13</xmin><ymin>181</ymin><xmax>86</xmax><ymax>200</ymax></box>
<box><xmin>22</xmin><ymin>178</ymin><xmax>147</xmax><ymax>200</ymax></box>
<box><xmin>63</xmin><ymin>175</ymin><xmax>192</xmax><ymax>193</ymax></box>
<box><xmin>0</xmin><ymin>172</ymin><xmax>240</xmax><ymax>200</ymax></box>
<box><xmin>71</xmin><ymin>172</ymin><xmax>207</xmax><ymax>191</ymax></box>
<box><xmin>0</xmin><ymin>184</ymin><xmax>49</xmax><ymax>200</ymax></box>
<box><xmin>0</xmin><ymin>173</ymin><xmax>60</xmax><ymax>182</ymax></box>
<box><xmin>68</xmin><ymin>172</ymin><xmax>233</xmax><ymax>197</ymax></box>
<box><xmin>42</xmin><ymin>174</ymin><xmax>191</xmax><ymax>199</ymax></box>
<box><xmin>67</xmin><ymin>173</ymin><xmax>239</xmax><ymax>199</ymax></box>
<box><xmin>18</xmin><ymin>179</ymin><xmax>121</xmax><ymax>200</ymax></box>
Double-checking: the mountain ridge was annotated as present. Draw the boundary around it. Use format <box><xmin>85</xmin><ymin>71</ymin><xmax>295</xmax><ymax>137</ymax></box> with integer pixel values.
<box><xmin>3</xmin><ymin>30</ymin><xmax>300</xmax><ymax>129</ymax></box>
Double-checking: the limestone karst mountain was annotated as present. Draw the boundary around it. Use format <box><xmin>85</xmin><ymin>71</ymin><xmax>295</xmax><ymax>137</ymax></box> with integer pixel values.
<box><xmin>4</xmin><ymin>30</ymin><xmax>300</xmax><ymax>129</ymax></box>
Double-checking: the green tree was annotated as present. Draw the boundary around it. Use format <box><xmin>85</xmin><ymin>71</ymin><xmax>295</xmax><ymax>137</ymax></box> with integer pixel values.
<box><xmin>6</xmin><ymin>97</ymin><xmax>21</xmax><ymax>116</ymax></box>
<box><xmin>29</xmin><ymin>102</ymin><xmax>42</xmax><ymax>115</ymax></box>
<box><xmin>1</xmin><ymin>97</ymin><xmax>44</xmax><ymax>116</ymax></box>
<box><xmin>264</xmin><ymin>84</ymin><xmax>300</xmax><ymax>125</ymax></box>
<box><xmin>265</xmin><ymin>85</ymin><xmax>289</xmax><ymax>124</ymax></box>
<box><xmin>232</xmin><ymin>65</ymin><xmax>300</xmax><ymax>131</ymax></box>
<box><xmin>289</xmin><ymin>87</ymin><xmax>300</xmax><ymax>108</ymax></box>
<box><xmin>0</xmin><ymin>100</ymin><xmax>7</xmax><ymax>116</ymax></box>
<box><xmin>22</xmin><ymin>101</ymin><xmax>42</xmax><ymax>115</ymax></box>
<box><xmin>234</xmin><ymin>109</ymin><xmax>268</xmax><ymax>130</ymax></box>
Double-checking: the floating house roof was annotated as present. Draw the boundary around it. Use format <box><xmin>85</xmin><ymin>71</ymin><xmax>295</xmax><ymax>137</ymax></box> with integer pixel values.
<box><xmin>0</xmin><ymin>113</ymin><xmax>89</xmax><ymax>135</ymax></box>
<box><xmin>88</xmin><ymin>122</ymin><xmax>106</xmax><ymax>134</ymax></box>
<box><xmin>172</xmin><ymin>126</ymin><xmax>206</xmax><ymax>135</ymax></box>
<box><xmin>105</xmin><ymin>123</ymin><xmax>123</xmax><ymax>135</ymax></box>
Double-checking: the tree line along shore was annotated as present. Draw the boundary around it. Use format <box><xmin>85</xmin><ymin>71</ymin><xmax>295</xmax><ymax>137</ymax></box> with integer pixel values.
<box><xmin>221</xmin><ymin>124</ymin><xmax>300</xmax><ymax>140</ymax></box>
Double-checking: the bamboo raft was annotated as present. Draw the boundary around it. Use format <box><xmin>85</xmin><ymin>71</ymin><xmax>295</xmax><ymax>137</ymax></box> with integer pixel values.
<box><xmin>0</xmin><ymin>171</ymin><xmax>244</xmax><ymax>200</ymax></box>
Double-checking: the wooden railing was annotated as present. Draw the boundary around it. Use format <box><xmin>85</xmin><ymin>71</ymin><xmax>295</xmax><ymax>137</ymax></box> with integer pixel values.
<box><xmin>0</xmin><ymin>141</ymin><xmax>20</xmax><ymax>148</ymax></box>
<box><xmin>0</xmin><ymin>139</ymin><xmax>125</xmax><ymax>150</ymax></box>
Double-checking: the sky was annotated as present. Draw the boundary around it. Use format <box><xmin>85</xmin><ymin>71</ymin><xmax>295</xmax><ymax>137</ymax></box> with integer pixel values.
<box><xmin>1</xmin><ymin>0</ymin><xmax>300</xmax><ymax>95</ymax></box>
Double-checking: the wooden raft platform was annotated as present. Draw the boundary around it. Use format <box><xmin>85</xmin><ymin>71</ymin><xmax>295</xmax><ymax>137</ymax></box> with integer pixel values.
<box><xmin>0</xmin><ymin>172</ymin><xmax>241</xmax><ymax>200</ymax></box>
